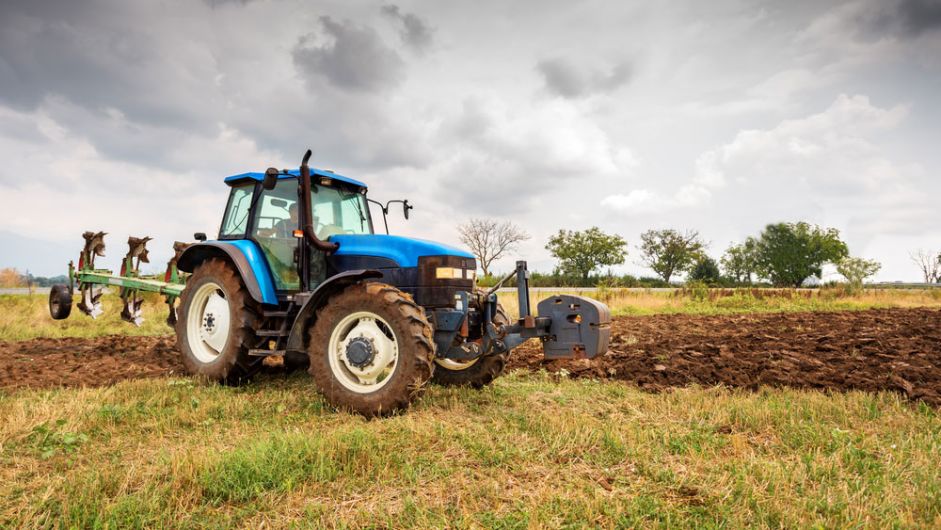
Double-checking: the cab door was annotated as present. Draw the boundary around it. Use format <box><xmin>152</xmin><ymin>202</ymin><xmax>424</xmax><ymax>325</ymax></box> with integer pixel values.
<box><xmin>250</xmin><ymin>179</ymin><xmax>304</xmax><ymax>292</ymax></box>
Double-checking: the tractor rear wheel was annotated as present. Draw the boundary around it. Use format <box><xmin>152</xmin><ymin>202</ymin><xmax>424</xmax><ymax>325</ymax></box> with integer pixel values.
<box><xmin>307</xmin><ymin>282</ymin><xmax>434</xmax><ymax>417</ymax></box>
<box><xmin>48</xmin><ymin>284</ymin><xmax>72</xmax><ymax>320</ymax></box>
<box><xmin>175</xmin><ymin>258</ymin><xmax>262</xmax><ymax>385</ymax></box>
<box><xmin>431</xmin><ymin>304</ymin><xmax>510</xmax><ymax>388</ymax></box>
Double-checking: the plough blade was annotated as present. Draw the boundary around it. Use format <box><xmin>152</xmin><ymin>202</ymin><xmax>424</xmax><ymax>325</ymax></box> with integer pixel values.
<box><xmin>77</xmin><ymin>231</ymin><xmax>107</xmax><ymax>318</ymax></box>
<box><xmin>78</xmin><ymin>286</ymin><xmax>104</xmax><ymax>319</ymax></box>
<box><xmin>120</xmin><ymin>236</ymin><xmax>152</xmax><ymax>327</ymax></box>
<box><xmin>165</xmin><ymin>241</ymin><xmax>189</xmax><ymax>327</ymax></box>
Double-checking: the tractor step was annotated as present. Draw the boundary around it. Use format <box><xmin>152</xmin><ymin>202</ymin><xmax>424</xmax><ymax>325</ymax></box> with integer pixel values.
<box><xmin>255</xmin><ymin>330</ymin><xmax>289</xmax><ymax>337</ymax></box>
<box><xmin>249</xmin><ymin>349</ymin><xmax>286</xmax><ymax>357</ymax></box>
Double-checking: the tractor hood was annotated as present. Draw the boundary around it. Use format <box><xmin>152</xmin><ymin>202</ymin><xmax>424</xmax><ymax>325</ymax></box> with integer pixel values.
<box><xmin>328</xmin><ymin>234</ymin><xmax>473</xmax><ymax>268</ymax></box>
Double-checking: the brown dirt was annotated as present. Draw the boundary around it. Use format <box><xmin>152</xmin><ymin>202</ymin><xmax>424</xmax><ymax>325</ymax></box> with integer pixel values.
<box><xmin>1</xmin><ymin>308</ymin><xmax>939</xmax><ymax>405</ymax></box>
<box><xmin>0</xmin><ymin>336</ymin><xmax>182</xmax><ymax>390</ymax></box>
<box><xmin>509</xmin><ymin>307</ymin><xmax>941</xmax><ymax>405</ymax></box>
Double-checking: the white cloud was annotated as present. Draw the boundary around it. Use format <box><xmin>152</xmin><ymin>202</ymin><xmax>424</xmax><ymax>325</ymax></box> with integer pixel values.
<box><xmin>695</xmin><ymin>94</ymin><xmax>909</xmax><ymax>195</ymax></box>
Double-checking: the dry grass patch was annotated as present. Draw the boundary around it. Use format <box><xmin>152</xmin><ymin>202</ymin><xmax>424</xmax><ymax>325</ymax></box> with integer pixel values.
<box><xmin>0</xmin><ymin>373</ymin><xmax>938</xmax><ymax>528</ymax></box>
<box><xmin>499</xmin><ymin>287</ymin><xmax>941</xmax><ymax>319</ymax></box>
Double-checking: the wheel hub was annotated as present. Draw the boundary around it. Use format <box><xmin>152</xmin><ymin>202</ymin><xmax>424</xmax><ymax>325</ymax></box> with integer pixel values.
<box><xmin>345</xmin><ymin>337</ymin><xmax>375</xmax><ymax>368</ymax></box>
<box><xmin>203</xmin><ymin>313</ymin><xmax>216</xmax><ymax>333</ymax></box>
<box><xmin>329</xmin><ymin>312</ymin><xmax>400</xmax><ymax>393</ymax></box>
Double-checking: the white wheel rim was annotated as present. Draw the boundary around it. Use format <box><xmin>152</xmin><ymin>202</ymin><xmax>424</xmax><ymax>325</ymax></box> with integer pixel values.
<box><xmin>186</xmin><ymin>282</ymin><xmax>231</xmax><ymax>364</ymax></box>
<box><xmin>328</xmin><ymin>311</ymin><xmax>399</xmax><ymax>394</ymax></box>
<box><xmin>435</xmin><ymin>357</ymin><xmax>479</xmax><ymax>370</ymax></box>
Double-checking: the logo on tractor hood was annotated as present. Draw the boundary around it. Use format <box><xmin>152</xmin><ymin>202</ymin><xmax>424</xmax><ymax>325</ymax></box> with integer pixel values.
<box><xmin>329</xmin><ymin>234</ymin><xmax>473</xmax><ymax>268</ymax></box>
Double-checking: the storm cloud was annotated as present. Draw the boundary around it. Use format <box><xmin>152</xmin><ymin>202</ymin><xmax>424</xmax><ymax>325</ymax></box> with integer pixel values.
<box><xmin>536</xmin><ymin>58</ymin><xmax>632</xmax><ymax>99</ymax></box>
<box><xmin>381</xmin><ymin>4</ymin><xmax>434</xmax><ymax>53</ymax></box>
<box><xmin>292</xmin><ymin>17</ymin><xmax>405</xmax><ymax>92</ymax></box>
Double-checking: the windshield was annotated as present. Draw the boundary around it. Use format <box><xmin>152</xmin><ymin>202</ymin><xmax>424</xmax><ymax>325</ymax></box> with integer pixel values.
<box><xmin>312</xmin><ymin>186</ymin><xmax>373</xmax><ymax>238</ymax></box>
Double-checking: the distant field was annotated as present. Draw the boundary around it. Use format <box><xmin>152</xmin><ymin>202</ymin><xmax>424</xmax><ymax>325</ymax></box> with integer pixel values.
<box><xmin>499</xmin><ymin>287</ymin><xmax>941</xmax><ymax>319</ymax></box>
<box><xmin>3</xmin><ymin>288</ymin><xmax>941</xmax><ymax>341</ymax></box>
<box><xmin>0</xmin><ymin>373</ymin><xmax>938</xmax><ymax>528</ymax></box>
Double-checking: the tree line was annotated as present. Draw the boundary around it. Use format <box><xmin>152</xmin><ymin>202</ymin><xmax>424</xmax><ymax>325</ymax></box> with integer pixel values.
<box><xmin>458</xmin><ymin>218</ymin><xmax>941</xmax><ymax>288</ymax></box>
<box><xmin>0</xmin><ymin>269</ymin><xmax>68</xmax><ymax>289</ymax></box>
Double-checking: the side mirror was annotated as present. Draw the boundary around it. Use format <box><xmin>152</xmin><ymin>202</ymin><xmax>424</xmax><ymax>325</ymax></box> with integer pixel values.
<box><xmin>263</xmin><ymin>167</ymin><xmax>279</xmax><ymax>190</ymax></box>
<box><xmin>194</xmin><ymin>232</ymin><xmax>207</xmax><ymax>242</ymax></box>
<box><xmin>403</xmin><ymin>200</ymin><xmax>412</xmax><ymax>220</ymax></box>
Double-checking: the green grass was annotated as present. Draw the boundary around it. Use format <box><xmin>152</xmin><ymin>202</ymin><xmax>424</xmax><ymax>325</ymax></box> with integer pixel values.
<box><xmin>0</xmin><ymin>293</ymin><xmax>173</xmax><ymax>341</ymax></box>
<box><xmin>0</xmin><ymin>373</ymin><xmax>938</xmax><ymax>528</ymax></box>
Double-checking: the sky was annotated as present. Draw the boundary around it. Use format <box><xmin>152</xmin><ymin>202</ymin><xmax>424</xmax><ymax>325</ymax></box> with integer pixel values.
<box><xmin>0</xmin><ymin>0</ymin><xmax>939</xmax><ymax>280</ymax></box>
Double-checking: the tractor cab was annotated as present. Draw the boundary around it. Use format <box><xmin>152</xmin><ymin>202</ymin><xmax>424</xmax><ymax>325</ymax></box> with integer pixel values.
<box><xmin>219</xmin><ymin>168</ymin><xmax>374</xmax><ymax>294</ymax></box>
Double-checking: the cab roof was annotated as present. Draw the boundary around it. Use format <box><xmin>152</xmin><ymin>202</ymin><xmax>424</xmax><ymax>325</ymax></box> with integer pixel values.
<box><xmin>224</xmin><ymin>168</ymin><xmax>367</xmax><ymax>189</ymax></box>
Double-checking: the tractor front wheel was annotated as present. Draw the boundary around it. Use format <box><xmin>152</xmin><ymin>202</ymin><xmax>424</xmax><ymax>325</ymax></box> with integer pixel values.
<box><xmin>431</xmin><ymin>304</ymin><xmax>510</xmax><ymax>388</ymax></box>
<box><xmin>307</xmin><ymin>282</ymin><xmax>434</xmax><ymax>417</ymax></box>
<box><xmin>175</xmin><ymin>258</ymin><xmax>262</xmax><ymax>385</ymax></box>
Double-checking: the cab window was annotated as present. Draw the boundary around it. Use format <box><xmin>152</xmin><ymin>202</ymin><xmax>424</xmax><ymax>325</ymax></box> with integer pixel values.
<box><xmin>220</xmin><ymin>184</ymin><xmax>253</xmax><ymax>238</ymax></box>
<box><xmin>312</xmin><ymin>186</ymin><xmax>372</xmax><ymax>238</ymax></box>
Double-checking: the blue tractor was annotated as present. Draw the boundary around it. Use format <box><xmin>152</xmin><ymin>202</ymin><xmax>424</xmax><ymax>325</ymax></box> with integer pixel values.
<box><xmin>51</xmin><ymin>150</ymin><xmax>611</xmax><ymax>416</ymax></box>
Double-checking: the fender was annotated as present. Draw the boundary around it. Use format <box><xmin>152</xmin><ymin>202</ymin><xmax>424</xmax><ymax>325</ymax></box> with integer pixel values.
<box><xmin>177</xmin><ymin>241</ymin><xmax>278</xmax><ymax>305</ymax></box>
<box><xmin>285</xmin><ymin>269</ymin><xmax>383</xmax><ymax>353</ymax></box>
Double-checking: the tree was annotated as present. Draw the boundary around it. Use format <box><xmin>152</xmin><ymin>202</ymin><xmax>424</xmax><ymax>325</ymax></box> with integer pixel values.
<box><xmin>546</xmin><ymin>227</ymin><xmax>627</xmax><ymax>282</ymax></box>
<box><xmin>720</xmin><ymin>239</ymin><xmax>758</xmax><ymax>285</ymax></box>
<box><xmin>688</xmin><ymin>256</ymin><xmax>721</xmax><ymax>285</ymax></box>
<box><xmin>457</xmin><ymin>218</ymin><xmax>530</xmax><ymax>276</ymax></box>
<box><xmin>0</xmin><ymin>268</ymin><xmax>25</xmax><ymax>288</ymax></box>
<box><xmin>638</xmin><ymin>229</ymin><xmax>706</xmax><ymax>284</ymax></box>
<box><xmin>836</xmin><ymin>257</ymin><xmax>881</xmax><ymax>293</ymax></box>
<box><xmin>752</xmin><ymin>222</ymin><xmax>849</xmax><ymax>287</ymax></box>
<box><xmin>910</xmin><ymin>249</ymin><xmax>940</xmax><ymax>284</ymax></box>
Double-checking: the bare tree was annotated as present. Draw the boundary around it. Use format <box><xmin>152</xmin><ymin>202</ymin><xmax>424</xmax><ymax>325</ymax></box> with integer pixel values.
<box><xmin>910</xmin><ymin>249</ymin><xmax>941</xmax><ymax>284</ymax></box>
<box><xmin>458</xmin><ymin>218</ymin><xmax>530</xmax><ymax>276</ymax></box>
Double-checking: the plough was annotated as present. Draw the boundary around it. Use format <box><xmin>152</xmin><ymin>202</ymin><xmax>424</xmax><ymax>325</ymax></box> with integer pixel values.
<box><xmin>51</xmin><ymin>232</ymin><xmax>189</xmax><ymax>326</ymax></box>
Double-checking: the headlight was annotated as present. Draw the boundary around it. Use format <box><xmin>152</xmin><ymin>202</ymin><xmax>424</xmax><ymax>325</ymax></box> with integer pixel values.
<box><xmin>435</xmin><ymin>267</ymin><xmax>463</xmax><ymax>279</ymax></box>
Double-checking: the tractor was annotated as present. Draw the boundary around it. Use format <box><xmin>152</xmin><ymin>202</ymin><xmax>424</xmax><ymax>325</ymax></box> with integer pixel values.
<box><xmin>50</xmin><ymin>150</ymin><xmax>611</xmax><ymax>416</ymax></box>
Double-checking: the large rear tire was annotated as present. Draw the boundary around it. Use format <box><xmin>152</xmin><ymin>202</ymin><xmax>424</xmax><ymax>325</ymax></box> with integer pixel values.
<box><xmin>307</xmin><ymin>282</ymin><xmax>434</xmax><ymax>417</ymax></box>
<box><xmin>431</xmin><ymin>304</ymin><xmax>510</xmax><ymax>388</ymax></box>
<box><xmin>175</xmin><ymin>258</ymin><xmax>262</xmax><ymax>385</ymax></box>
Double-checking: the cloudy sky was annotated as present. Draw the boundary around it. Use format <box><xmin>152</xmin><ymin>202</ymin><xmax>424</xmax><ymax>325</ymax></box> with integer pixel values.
<box><xmin>0</xmin><ymin>0</ymin><xmax>939</xmax><ymax>280</ymax></box>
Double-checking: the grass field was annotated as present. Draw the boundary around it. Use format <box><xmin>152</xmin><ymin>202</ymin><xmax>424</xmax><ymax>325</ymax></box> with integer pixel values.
<box><xmin>3</xmin><ymin>288</ymin><xmax>940</xmax><ymax>341</ymax></box>
<box><xmin>1</xmin><ymin>373</ymin><xmax>939</xmax><ymax>528</ymax></box>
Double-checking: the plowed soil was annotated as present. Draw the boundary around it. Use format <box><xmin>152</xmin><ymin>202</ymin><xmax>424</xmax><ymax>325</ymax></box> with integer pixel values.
<box><xmin>0</xmin><ymin>336</ymin><xmax>182</xmax><ymax>390</ymax></box>
<box><xmin>1</xmin><ymin>308</ymin><xmax>939</xmax><ymax>405</ymax></box>
<box><xmin>510</xmin><ymin>308</ymin><xmax>941</xmax><ymax>405</ymax></box>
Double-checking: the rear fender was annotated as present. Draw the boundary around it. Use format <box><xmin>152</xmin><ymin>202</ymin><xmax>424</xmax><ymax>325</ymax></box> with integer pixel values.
<box><xmin>177</xmin><ymin>241</ymin><xmax>278</xmax><ymax>305</ymax></box>
<box><xmin>285</xmin><ymin>269</ymin><xmax>383</xmax><ymax>353</ymax></box>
